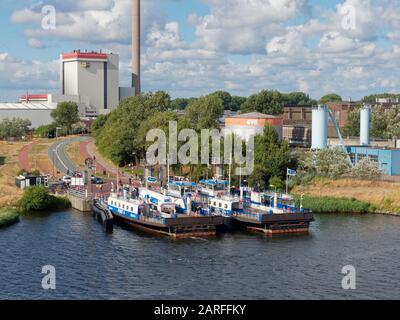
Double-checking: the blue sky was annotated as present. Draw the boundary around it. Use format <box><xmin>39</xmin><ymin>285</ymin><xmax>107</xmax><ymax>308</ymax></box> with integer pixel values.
<box><xmin>0</xmin><ymin>0</ymin><xmax>399</xmax><ymax>102</ymax></box>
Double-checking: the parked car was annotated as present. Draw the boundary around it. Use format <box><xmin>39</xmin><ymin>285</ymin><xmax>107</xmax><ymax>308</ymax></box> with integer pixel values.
<box><xmin>73</xmin><ymin>171</ymin><xmax>83</xmax><ymax>178</ymax></box>
<box><xmin>62</xmin><ymin>176</ymin><xmax>72</xmax><ymax>184</ymax></box>
<box><xmin>92</xmin><ymin>177</ymin><xmax>104</xmax><ymax>185</ymax></box>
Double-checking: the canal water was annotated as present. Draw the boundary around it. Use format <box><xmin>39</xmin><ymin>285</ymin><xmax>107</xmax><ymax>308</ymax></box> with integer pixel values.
<box><xmin>1</xmin><ymin>210</ymin><xmax>400</xmax><ymax>300</ymax></box>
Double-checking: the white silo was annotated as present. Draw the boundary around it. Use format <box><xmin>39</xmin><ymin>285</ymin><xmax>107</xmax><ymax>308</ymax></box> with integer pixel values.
<box><xmin>360</xmin><ymin>105</ymin><xmax>371</xmax><ymax>146</ymax></box>
<box><xmin>311</xmin><ymin>105</ymin><xmax>329</xmax><ymax>149</ymax></box>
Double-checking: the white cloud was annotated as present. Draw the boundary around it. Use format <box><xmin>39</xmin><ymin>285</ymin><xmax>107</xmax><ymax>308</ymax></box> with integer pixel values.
<box><xmin>5</xmin><ymin>0</ymin><xmax>400</xmax><ymax>101</ymax></box>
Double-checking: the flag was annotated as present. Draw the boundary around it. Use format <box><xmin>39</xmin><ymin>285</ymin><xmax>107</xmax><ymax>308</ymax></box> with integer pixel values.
<box><xmin>287</xmin><ymin>168</ymin><xmax>297</xmax><ymax>176</ymax></box>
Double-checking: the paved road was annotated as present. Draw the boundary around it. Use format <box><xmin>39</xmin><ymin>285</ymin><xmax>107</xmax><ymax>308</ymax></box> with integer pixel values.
<box><xmin>48</xmin><ymin>136</ymin><xmax>90</xmax><ymax>175</ymax></box>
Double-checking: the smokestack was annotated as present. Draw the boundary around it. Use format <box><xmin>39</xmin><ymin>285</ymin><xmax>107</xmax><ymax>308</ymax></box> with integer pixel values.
<box><xmin>132</xmin><ymin>0</ymin><xmax>141</xmax><ymax>95</ymax></box>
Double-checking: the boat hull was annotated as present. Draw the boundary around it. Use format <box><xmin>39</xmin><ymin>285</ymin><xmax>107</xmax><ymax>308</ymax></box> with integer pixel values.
<box><xmin>233</xmin><ymin>212</ymin><xmax>314</xmax><ymax>236</ymax></box>
<box><xmin>111</xmin><ymin>210</ymin><xmax>224</xmax><ymax>238</ymax></box>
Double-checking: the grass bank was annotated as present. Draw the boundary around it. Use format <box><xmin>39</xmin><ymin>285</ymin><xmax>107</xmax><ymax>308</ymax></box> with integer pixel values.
<box><xmin>292</xmin><ymin>178</ymin><xmax>400</xmax><ymax>214</ymax></box>
<box><xmin>0</xmin><ymin>207</ymin><xmax>20</xmax><ymax>228</ymax></box>
<box><xmin>294</xmin><ymin>195</ymin><xmax>373</xmax><ymax>214</ymax></box>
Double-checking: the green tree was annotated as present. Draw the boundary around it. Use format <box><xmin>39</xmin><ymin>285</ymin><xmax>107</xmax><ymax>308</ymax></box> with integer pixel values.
<box><xmin>362</xmin><ymin>93</ymin><xmax>400</xmax><ymax>103</ymax></box>
<box><xmin>91</xmin><ymin>114</ymin><xmax>108</xmax><ymax>137</ymax></box>
<box><xmin>35</xmin><ymin>123</ymin><xmax>57</xmax><ymax>138</ymax></box>
<box><xmin>171</xmin><ymin>97</ymin><xmax>197</xmax><ymax>110</ymax></box>
<box><xmin>136</xmin><ymin>111</ymin><xmax>180</xmax><ymax>153</ymax></box>
<box><xmin>95</xmin><ymin>91</ymin><xmax>172</xmax><ymax>165</ymax></box>
<box><xmin>185</xmin><ymin>94</ymin><xmax>224</xmax><ymax>131</ymax></box>
<box><xmin>231</xmin><ymin>96</ymin><xmax>247</xmax><ymax>111</ymax></box>
<box><xmin>269</xmin><ymin>176</ymin><xmax>285</xmax><ymax>190</ymax></box>
<box><xmin>0</xmin><ymin>118</ymin><xmax>31</xmax><ymax>139</ymax></box>
<box><xmin>240</xmin><ymin>90</ymin><xmax>283</xmax><ymax>115</ymax></box>
<box><xmin>343</xmin><ymin>107</ymin><xmax>361</xmax><ymax>137</ymax></box>
<box><xmin>282</xmin><ymin>92</ymin><xmax>317</xmax><ymax>106</ymax></box>
<box><xmin>51</xmin><ymin>101</ymin><xmax>80</xmax><ymax>131</ymax></box>
<box><xmin>248</xmin><ymin>125</ymin><xmax>291</xmax><ymax>189</ymax></box>
<box><xmin>320</xmin><ymin>93</ymin><xmax>342</xmax><ymax>104</ymax></box>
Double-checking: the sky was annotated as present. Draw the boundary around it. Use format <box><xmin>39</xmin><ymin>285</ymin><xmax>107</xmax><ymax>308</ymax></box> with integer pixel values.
<box><xmin>0</xmin><ymin>0</ymin><xmax>400</xmax><ymax>102</ymax></box>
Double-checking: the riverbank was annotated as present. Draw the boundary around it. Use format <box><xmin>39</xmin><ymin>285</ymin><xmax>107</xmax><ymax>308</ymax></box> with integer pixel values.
<box><xmin>295</xmin><ymin>194</ymin><xmax>373</xmax><ymax>214</ymax></box>
<box><xmin>293</xmin><ymin>178</ymin><xmax>400</xmax><ymax>215</ymax></box>
<box><xmin>0</xmin><ymin>208</ymin><xmax>20</xmax><ymax>228</ymax></box>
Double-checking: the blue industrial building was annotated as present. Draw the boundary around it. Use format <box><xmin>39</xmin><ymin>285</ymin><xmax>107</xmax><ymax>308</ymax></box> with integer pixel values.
<box><xmin>346</xmin><ymin>146</ymin><xmax>400</xmax><ymax>176</ymax></box>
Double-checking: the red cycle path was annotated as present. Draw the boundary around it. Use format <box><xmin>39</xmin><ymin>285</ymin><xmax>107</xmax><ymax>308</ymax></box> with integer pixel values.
<box><xmin>18</xmin><ymin>141</ymin><xmax>38</xmax><ymax>172</ymax></box>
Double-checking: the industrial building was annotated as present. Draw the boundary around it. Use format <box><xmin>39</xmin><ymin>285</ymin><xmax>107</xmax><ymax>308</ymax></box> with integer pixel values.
<box><xmin>224</xmin><ymin>112</ymin><xmax>283</xmax><ymax>141</ymax></box>
<box><xmin>61</xmin><ymin>51</ymin><xmax>122</xmax><ymax>115</ymax></box>
<box><xmin>1</xmin><ymin>0</ymin><xmax>141</xmax><ymax>128</ymax></box>
<box><xmin>310</xmin><ymin>103</ymin><xmax>400</xmax><ymax>176</ymax></box>
<box><xmin>283</xmin><ymin>101</ymin><xmax>358</xmax><ymax>146</ymax></box>
<box><xmin>345</xmin><ymin>146</ymin><xmax>400</xmax><ymax>176</ymax></box>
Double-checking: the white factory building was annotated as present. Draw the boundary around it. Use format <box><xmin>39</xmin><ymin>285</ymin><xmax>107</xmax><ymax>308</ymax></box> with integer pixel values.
<box><xmin>0</xmin><ymin>50</ymin><xmax>135</xmax><ymax>128</ymax></box>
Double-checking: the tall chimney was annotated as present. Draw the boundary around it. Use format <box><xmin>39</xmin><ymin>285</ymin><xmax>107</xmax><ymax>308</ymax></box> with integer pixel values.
<box><xmin>132</xmin><ymin>0</ymin><xmax>141</xmax><ymax>95</ymax></box>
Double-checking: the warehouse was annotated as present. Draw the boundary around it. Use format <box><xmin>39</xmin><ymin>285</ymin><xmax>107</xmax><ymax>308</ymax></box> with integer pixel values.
<box><xmin>346</xmin><ymin>146</ymin><xmax>400</xmax><ymax>176</ymax></box>
<box><xmin>0</xmin><ymin>102</ymin><xmax>54</xmax><ymax>128</ymax></box>
<box><xmin>224</xmin><ymin>112</ymin><xmax>283</xmax><ymax>141</ymax></box>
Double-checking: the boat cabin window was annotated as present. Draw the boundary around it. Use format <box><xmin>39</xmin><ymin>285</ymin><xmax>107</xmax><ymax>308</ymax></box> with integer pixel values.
<box><xmin>224</xmin><ymin>204</ymin><xmax>228</xmax><ymax>209</ymax></box>
<box><xmin>232</xmin><ymin>202</ymin><xmax>242</xmax><ymax>210</ymax></box>
<box><xmin>261</xmin><ymin>195</ymin><xmax>272</xmax><ymax>207</ymax></box>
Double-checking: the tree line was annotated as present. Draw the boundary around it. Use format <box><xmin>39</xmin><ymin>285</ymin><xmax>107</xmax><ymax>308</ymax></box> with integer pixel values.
<box><xmin>92</xmin><ymin>91</ymin><xmax>292</xmax><ymax>189</ymax></box>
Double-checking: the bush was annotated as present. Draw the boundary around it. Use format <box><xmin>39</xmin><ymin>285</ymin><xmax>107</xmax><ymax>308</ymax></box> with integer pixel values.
<box><xmin>19</xmin><ymin>186</ymin><xmax>71</xmax><ymax>212</ymax></box>
<box><xmin>298</xmin><ymin>148</ymin><xmax>351</xmax><ymax>179</ymax></box>
<box><xmin>350</xmin><ymin>158</ymin><xmax>382</xmax><ymax>180</ymax></box>
<box><xmin>17</xmin><ymin>169</ymin><xmax>41</xmax><ymax>176</ymax></box>
<box><xmin>0</xmin><ymin>118</ymin><xmax>31</xmax><ymax>139</ymax></box>
<box><xmin>0</xmin><ymin>207</ymin><xmax>20</xmax><ymax>227</ymax></box>
<box><xmin>295</xmin><ymin>195</ymin><xmax>371</xmax><ymax>213</ymax></box>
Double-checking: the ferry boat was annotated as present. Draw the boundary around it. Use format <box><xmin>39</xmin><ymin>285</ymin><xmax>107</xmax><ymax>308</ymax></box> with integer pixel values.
<box><xmin>240</xmin><ymin>190</ymin><xmax>313</xmax><ymax>235</ymax></box>
<box><xmin>207</xmin><ymin>189</ymin><xmax>314</xmax><ymax>235</ymax></box>
<box><xmin>107</xmin><ymin>191</ymin><xmax>224</xmax><ymax>238</ymax></box>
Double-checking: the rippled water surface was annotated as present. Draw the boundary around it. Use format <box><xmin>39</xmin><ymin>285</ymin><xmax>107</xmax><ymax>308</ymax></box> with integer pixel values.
<box><xmin>1</xmin><ymin>211</ymin><xmax>400</xmax><ymax>299</ymax></box>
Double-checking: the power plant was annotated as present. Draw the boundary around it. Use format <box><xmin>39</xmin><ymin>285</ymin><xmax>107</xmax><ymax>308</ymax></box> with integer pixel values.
<box><xmin>0</xmin><ymin>0</ymin><xmax>143</xmax><ymax>125</ymax></box>
<box><xmin>132</xmin><ymin>0</ymin><xmax>141</xmax><ymax>96</ymax></box>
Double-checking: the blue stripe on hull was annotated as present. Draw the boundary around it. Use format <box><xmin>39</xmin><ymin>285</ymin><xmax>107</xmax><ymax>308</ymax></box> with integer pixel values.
<box><xmin>108</xmin><ymin>205</ymin><xmax>139</xmax><ymax>221</ymax></box>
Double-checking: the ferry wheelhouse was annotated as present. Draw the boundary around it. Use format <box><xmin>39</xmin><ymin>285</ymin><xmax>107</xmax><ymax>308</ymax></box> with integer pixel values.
<box><xmin>198</xmin><ymin>179</ymin><xmax>229</xmax><ymax>198</ymax></box>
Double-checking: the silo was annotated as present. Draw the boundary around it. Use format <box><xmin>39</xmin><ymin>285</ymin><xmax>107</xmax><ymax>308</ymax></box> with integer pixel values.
<box><xmin>360</xmin><ymin>105</ymin><xmax>371</xmax><ymax>146</ymax></box>
<box><xmin>311</xmin><ymin>105</ymin><xmax>329</xmax><ymax>149</ymax></box>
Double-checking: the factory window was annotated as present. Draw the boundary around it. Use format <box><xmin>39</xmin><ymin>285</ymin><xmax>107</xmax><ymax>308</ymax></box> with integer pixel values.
<box><xmin>357</xmin><ymin>154</ymin><xmax>366</xmax><ymax>162</ymax></box>
<box><xmin>350</xmin><ymin>153</ymin><xmax>356</xmax><ymax>165</ymax></box>
<box><xmin>368</xmin><ymin>155</ymin><xmax>379</xmax><ymax>164</ymax></box>
<box><xmin>104</xmin><ymin>62</ymin><xmax>108</xmax><ymax>109</ymax></box>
